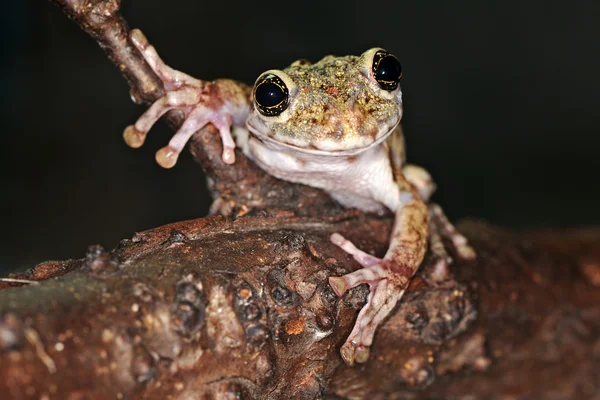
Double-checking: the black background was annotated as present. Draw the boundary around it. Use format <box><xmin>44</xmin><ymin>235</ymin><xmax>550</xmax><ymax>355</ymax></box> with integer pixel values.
<box><xmin>2</xmin><ymin>0</ymin><xmax>599</xmax><ymax>273</ymax></box>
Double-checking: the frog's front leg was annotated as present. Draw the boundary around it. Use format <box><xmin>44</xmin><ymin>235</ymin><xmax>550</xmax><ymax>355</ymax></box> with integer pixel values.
<box><xmin>123</xmin><ymin>29</ymin><xmax>251</xmax><ymax>168</ymax></box>
<box><xmin>329</xmin><ymin>183</ymin><xmax>428</xmax><ymax>365</ymax></box>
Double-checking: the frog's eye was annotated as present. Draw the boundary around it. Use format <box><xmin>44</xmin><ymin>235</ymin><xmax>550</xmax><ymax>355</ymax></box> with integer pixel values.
<box><xmin>372</xmin><ymin>50</ymin><xmax>402</xmax><ymax>91</ymax></box>
<box><xmin>253</xmin><ymin>74</ymin><xmax>289</xmax><ymax>117</ymax></box>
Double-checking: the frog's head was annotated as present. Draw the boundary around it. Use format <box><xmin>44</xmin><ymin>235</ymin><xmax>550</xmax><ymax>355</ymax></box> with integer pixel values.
<box><xmin>246</xmin><ymin>48</ymin><xmax>403</xmax><ymax>155</ymax></box>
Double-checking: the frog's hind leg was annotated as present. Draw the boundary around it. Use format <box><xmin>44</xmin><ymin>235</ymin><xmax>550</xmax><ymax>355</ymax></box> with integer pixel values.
<box><xmin>429</xmin><ymin>203</ymin><xmax>476</xmax><ymax>260</ymax></box>
<box><xmin>403</xmin><ymin>164</ymin><xmax>476</xmax><ymax>262</ymax></box>
<box><xmin>426</xmin><ymin>221</ymin><xmax>455</xmax><ymax>283</ymax></box>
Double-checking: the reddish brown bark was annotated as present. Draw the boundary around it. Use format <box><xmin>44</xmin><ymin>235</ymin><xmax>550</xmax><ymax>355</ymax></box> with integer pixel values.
<box><xmin>2</xmin><ymin>217</ymin><xmax>598</xmax><ymax>399</ymax></box>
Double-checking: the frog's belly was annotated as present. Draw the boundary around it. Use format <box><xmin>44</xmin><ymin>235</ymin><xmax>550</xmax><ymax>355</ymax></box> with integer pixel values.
<box><xmin>247</xmin><ymin>137</ymin><xmax>399</xmax><ymax>213</ymax></box>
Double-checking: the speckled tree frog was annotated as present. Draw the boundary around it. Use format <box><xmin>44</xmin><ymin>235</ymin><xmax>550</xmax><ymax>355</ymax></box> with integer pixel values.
<box><xmin>123</xmin><ymin>29</ymin><xmax>475</xmax><ymax>365</ymax></box>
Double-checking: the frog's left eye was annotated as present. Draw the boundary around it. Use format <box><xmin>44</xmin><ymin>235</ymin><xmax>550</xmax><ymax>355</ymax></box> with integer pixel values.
<box><xmin>372</xmin><ymin>50</ymin><xmax>402</xmax><ymax>91</ymax></box>
<box><xmin>253</xmin><ymin>74</ymin><xmax>289</xmax><ymax>117</ymax></box>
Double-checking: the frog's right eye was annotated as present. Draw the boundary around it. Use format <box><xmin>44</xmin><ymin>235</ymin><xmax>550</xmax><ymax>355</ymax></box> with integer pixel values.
<box><xmin>253</xmin><ymin>74</ymin><xmax>289</xmax><ymax>117</ymax></box>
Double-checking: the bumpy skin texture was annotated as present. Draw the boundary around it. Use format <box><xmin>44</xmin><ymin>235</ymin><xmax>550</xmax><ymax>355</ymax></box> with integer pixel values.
<box><xmin>124</xmin><ymin>30</ymin><xmax>475</xmax><ymax>365</ymax></box>
<box><xmin>246</xmin><ymin>50</ymin><xmax>402</xmax><ymax>152</ymax></box>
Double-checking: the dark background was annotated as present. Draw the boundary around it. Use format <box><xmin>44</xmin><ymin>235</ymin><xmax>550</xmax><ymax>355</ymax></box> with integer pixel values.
<box><xmin>2</xmin><ymin>0</ymin><xmax>599</xmax><ymax>274</ymax></box>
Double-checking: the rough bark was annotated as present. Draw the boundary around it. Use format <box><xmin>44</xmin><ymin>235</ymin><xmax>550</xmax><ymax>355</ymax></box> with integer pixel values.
<box><xmin>0</xmin><ymin>0</ymin><xmax>598</xmax><ymax>399</ymax></box>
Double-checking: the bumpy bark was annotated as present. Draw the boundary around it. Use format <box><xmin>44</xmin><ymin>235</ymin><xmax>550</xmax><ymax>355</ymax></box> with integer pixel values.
<box><xmin>0</xmin><ymin>1</ymin><xmax>598</xmax><ymax>399</ymax></box>
<box><xmin>2</xmin><ymin>216</ymin><xmax>599</xmax><ymax>399</ymax></box>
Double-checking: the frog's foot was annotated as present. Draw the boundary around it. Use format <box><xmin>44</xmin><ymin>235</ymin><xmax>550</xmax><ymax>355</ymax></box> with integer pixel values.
<box><xmin>426</xmin><ymin>224</ymin><xmax>454</xmax><ymax>282</ymax></box>
<box><xmin>429</xmin><ymin>203</ymin><xmax>476</xmax><ymax>261</ymax></box>
<box><xmin>329</xmin><ymin>233</ymin><xmax>409</xmax><ymax>366</ymax></box>
<box><xmin>123</xmin><ymin>29</ymin><xmax>245</xmax><ymax>168</ymax></box>
<box><xmin>421</xmin><ymin>203</ymin><xmax>476</xmax><ymax>284</ymax></box>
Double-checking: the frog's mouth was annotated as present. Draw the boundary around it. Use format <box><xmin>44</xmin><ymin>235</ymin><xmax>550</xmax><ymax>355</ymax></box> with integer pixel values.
<box><xmin>246</xmin><ymin>116</ymin><xmax>399</xmax><ymax>157</ymax></box>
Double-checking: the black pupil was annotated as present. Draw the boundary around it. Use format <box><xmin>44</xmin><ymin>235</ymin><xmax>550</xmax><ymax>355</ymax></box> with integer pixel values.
<box><xmin>255</xmin><ymin>82</ymin><xmax>285</xmax><ymax>107</ymax></box>
<box><xmin>375</xmin><ymin>55</ymin><xmax>402</xmax><ymax>83</ymax></box>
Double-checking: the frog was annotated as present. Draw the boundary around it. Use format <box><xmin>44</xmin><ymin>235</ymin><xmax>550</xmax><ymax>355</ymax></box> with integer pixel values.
<box><xmin>123</xmin><ymin>29</ymin><xmax>475</xmax><ymax>366</ymax></box>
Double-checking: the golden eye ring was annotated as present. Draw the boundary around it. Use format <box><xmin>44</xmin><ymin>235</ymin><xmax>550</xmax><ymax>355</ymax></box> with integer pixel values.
<box><xmin>253</xmin><ymin>74</ymin><xmax>289</xmax><ymax>116</ymax></box>
<box><xmin>372</xmin><ymin>50</ymin><xmax>402</xmax><ymax>91</ymax></box>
